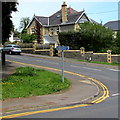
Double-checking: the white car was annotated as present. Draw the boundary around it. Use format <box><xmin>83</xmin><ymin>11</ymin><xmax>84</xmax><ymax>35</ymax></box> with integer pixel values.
<box><xmin>4</xmin><ymin>44</ymin><xmax>22</xmax><ymax>55</ymax></box>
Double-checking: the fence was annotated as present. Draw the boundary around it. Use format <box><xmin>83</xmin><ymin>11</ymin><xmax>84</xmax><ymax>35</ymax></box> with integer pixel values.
<box><xmin>5</xmin><ymin>41</ymin><xmax>119</xmax><ymax>64</ymax></box>
<box><xmin>16</xmin><ymin>41</ymin><xmax>55</xmax><ymax>56</ymax></box>
<box><xmin>58</xmin><ymin>47</ymin><xmax>120</xmax><ymax>64</ymax></box>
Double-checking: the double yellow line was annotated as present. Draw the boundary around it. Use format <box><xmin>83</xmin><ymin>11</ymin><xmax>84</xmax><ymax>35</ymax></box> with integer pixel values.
<box><xmin>1</xmin><ymin>60</ymin><xmax>109</xmax><ymax>119</ymax></box>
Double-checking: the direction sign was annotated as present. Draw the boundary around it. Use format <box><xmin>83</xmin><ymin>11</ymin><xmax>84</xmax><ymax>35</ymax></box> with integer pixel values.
<box><xmin>56</xmin><ymin>46</ymin><xmax>69</xmax><ymax>51</ymax></box>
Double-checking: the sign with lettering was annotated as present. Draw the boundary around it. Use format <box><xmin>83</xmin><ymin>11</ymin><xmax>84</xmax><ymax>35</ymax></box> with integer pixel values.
<box><xmin>56</xmin><ymin>46</ymin><xmax>69</xmax><ymax>51</ymax></box>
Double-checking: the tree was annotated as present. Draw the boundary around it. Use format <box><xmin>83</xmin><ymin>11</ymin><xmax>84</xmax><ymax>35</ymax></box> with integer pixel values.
<box><xmin>78</xmin><ymin>22</ymin><xmax>114</xmax><ymax>52</ymax></box>
<box><xmin>19</xmin><ymin>17</ymin><xmax>30</xmax><ymax>33</ymax></box>
<box><xmin>2</xmin><ymin>2</ymin><xmax>18</xmax><ymax>44</ymax></box>
<box><xmin>59</xmin><ymin>31</ymin><xmax>81</xmax><ymax>50</ymax></box>
<box><xmin>1</xmin><ymin>1</ymin><xmax>18</xmax><ymax>65</ymax></box>
<box><xmin>14</xmin><ymin>29</ymin><xmax>20</xmax><ymax>38</ymax></box>
<box><xmin>109</xmin><ymin>31</ymin><xmax>120</xmax><ymax>54</ymax></box>
<box><xmin>59</xmin><ymin>22</ymin><xmax>114</xmax><ymax>53</ymax></box>
<box><xmin>21</xmin><ymin>33</ymin><xmax>36</xmax><ymax>43</ymax></box>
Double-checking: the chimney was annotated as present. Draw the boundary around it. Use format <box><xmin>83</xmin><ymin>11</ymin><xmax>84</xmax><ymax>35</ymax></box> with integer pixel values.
<box><xmin>69</xmin><ymin>6</ymin><xmax>72</xmax><ymax>14</ymax></box>
<box><xmin>62</xmin><ymin>1</ymin><xmax>67</xmax><ymax>23</ymax></box>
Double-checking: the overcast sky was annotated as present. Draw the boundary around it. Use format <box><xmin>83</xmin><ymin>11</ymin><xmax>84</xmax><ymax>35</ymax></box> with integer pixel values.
<box><xmin>11</xmin><ymin>0</ymin><xmax>119</xmax><ymax>31</ymax></box>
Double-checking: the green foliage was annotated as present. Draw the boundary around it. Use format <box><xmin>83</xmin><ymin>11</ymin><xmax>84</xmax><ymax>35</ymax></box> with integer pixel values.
<box><xmin>2</xmin><ymin>2</ymin><xmax>18</xmax><ymax>44</ymax></box>
<box><xmin>2</xmin><ymin>67</ymin><xmax>71</xmax><ymax>99</ymax></box>
<box><xmin>21</xmin><ymin>33</ymin><xmax>36</xmax><ymax>43</ymax></box>
<box><xmin>59</xmin><ymin>31</ymin><xmax>81</xmax><ymax>50</ymax></box>
<box><xmin>14</xmin><ymin>29</ymin><xmax>20</xmax><ymax>37</ymax></box>
<box><xmin>59</xmin><ymin>22</ymin><xmax>117</xmax><ymax>53</ymax></box>
<box><xmin>106</xmin><ymin>31</ymin><xmax>120</xmax><ymax>54</ymax></box>
<box><xmin>78</xmin><ymin>22</ymin><xmax>113</xmax><ymax>52</ymax></box>
<box><xmin>20</xmin><ymin>17</ymin><xmax>30</xmax><ymax>33</ymax></box>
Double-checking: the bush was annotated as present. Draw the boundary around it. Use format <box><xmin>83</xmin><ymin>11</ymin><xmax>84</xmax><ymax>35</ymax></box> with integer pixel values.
<box><xmin>59</xmin><ymin>22</ymin><xmax>115</xmax><ymax>53</ymax></box>
<box><xmin>21</xmin><ymin>33</ymin><xmax>36</xmax><ymax>43</ymax></box>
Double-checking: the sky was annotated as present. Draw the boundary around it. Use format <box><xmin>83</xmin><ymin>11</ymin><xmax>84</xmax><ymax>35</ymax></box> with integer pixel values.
<box><xmin>11</xmin><ymin>0</ymin><xmax>120</xmax><ymax>31</ymax></box>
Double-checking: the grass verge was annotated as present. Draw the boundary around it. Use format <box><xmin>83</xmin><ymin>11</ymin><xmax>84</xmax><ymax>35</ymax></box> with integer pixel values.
<box><xmin>78</xmin><ymin>60</ymin><xmax>120</xmax><ymax>66</ymax></box>
<box><xmin>2</xmin><ymin>67</ymin><xmax>71</xmax><ymax>100</ymax></box>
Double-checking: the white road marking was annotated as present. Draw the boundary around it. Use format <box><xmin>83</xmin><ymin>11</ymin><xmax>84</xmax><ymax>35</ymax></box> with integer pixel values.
<box><xmin>107</xmin><ymin>69</ymin><xmax>120</xmax><ymax>72</ymax></box>
<box><xmin>36</xmin><ymin>60</ymin><xmax>59</xmax><ymax>65</ymax></box>
<box><xmin>71</xmin><ymin>65</ymin><xmax>102</xmax><ymax>71</ymax></box>
<box><xmin>82</xmin><ymin>67</ymin><xmax>102</xmax><ymax>71</ymax></box>
<box><xmin>70</xmin><ymin>65</ymin><xmax>80</xmax><ymax>68</ymax></box>
<box><xmin>111</xmin><ymin>93</ymin><xmax>120</xmax><ymax>97</ymax></box>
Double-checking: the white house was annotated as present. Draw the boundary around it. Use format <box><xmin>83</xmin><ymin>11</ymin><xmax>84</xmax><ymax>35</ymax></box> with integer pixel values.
<box><xmin>9</xmin><ymin>32</ymin><xmax>21</xmax><ymax>43</ymax></box>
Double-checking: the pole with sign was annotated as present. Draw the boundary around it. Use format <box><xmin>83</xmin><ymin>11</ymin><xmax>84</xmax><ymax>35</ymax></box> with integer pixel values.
<box><xmin>61</xmin><ymin>50</ymin><xmax>64</xmax><ymax>83</ymax></box>
<box><xmin>56</xmin><ymin>46</ymin><xmax>69</xmax><ymax>83</ymax></box>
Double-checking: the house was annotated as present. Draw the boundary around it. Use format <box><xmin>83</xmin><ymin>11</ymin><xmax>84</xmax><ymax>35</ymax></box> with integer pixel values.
<box><xmin>26</xmin><ymin>2</ymin><xmax>97</xmax><ymax>46</ymax></box>
<box><xmin>104</xmin><ymin>20</ymin><xmax>120</xmax><ymax>32</ymax></box>
<box><xmin>9</xmin><ymin>32</ymin><xmax>21</xmax><ymax>43</ymax></box>
<box><xmin>9</xmin><ymin>31</ymin><xmax>14</xmax><ymax>42</ymax></box>
<box><xmin>104</xmin><ymin>20</ymin><xmax>120</xmax><ymax>38</ymax></box>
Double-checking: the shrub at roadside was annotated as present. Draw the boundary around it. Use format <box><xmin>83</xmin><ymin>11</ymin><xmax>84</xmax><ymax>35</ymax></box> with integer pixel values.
<box><xmin>2</xmin><ymin>67</ymin><xmax>71</xmax><ymax>100</ymax></box>
<box><xmin>59</xmin><ymin>22</ymin><xmax>117</xmax><ymax>53</ymax></box>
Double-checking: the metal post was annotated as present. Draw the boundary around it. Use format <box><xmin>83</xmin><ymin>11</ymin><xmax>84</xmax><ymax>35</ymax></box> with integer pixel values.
<box><xmin>61</xmin><ymin>50</ymin><xmax>64</xmax><ymax>83</ymax></box>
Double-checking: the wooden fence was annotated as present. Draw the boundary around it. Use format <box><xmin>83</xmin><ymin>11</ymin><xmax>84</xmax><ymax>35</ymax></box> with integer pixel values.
<box><xmin>58</xmin><ymin>47</ymin><xmax>120</xmax><ymax>64</ymax></box>
<box><xmin>17</xmin><ymin>41</ymin><xmax>55</xmax><ymax>56</ymax></box>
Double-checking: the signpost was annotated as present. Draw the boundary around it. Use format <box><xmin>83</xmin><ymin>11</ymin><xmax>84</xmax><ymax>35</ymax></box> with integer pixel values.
<box><xmin>56</xmin><ymin>46</ymin><xmax>69</xmax><ymax>83</ymax></box>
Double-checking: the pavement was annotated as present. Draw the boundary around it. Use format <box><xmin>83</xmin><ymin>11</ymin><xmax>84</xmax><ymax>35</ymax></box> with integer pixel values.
<box><xmin>1</xmin><ymin>53</ymin><xmax>115</xmax><ymax>114</ymax></box>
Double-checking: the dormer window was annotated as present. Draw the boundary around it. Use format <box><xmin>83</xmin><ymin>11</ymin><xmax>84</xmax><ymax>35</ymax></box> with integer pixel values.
<box><xmin>57</xmin><ymin>15</ymin><xmax>60</xmax><ymax>18</ymax></box>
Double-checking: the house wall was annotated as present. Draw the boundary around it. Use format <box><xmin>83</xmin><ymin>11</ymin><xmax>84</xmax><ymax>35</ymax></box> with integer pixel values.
<box><xmin>74</xmin><ymin>24</ymin><xmax>79</xmax><ymax>31</ymax></box>
<box><xmin>60</xmin><ymin>24</ymin><xmax>74</xmax><ymax>32</ymax></box>
<box><xmin>43</xmin><ymin>27</ymin><xmax>49</xmax><ymax>35</ymax></box>
<box><xmin>9</xmin><ymin>32</ymin><xmax>14</xmax><ymax>42</ymax></box>
<box><xmin>27</xmin><ymin>20</ymin><xmax>36</xmax><ymax>34</ymax></box>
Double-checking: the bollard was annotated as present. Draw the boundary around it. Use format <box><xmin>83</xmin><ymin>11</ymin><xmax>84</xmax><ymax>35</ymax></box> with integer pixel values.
<box><xmin>107</xmin><ymin>50</ymin><xmax>112</xmax><ymax>63</ymax></box>
<box><xmin>50</xmin><ymin>44</ymin><xmax>54</xmax><ymax>56</ymax></box>
<box><xmin>32</xmin><ymin>40</ymin><xmax>37</xmax><ymax>53</ymax></box>
<box><xmin>80</xmin><ymin>47</ymin><xmax>85</xmax><ymax>54</ymax></box>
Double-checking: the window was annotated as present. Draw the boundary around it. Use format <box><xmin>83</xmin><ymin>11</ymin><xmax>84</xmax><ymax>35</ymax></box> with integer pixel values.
<box><xmin>50</xmin><ymin>28</ymin><xmax>54</xmax><ymax>36</ymax></box>
<box><xmin>31</xmin><ymin>28</ymin><xmax>35</xmax><ymax>34</ymax></box>
<box><xmin>5</xmin><ymin>45</ymin><xmax>12</xmax><ymax>47</ymax></box>
<box><xmin>56</xmin><ymin>27</ymin><xmax>60</xmax><ymax>35</ymax></box>
<box><xmin>78</xmin><ymin>18</ymin><xmax>88</xmax><ymax>23</ymax></box>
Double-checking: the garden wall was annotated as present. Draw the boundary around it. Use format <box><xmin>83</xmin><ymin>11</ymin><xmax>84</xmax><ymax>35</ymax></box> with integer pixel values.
<box><xmin>62</xmin><ymin>49</ymin><xmax>120</xmax><ymax>64</ymax></box>
<box><xmin>17</xmin><ymin>42</ymin><xmax>55</xmax><ymax>56</ymax></box>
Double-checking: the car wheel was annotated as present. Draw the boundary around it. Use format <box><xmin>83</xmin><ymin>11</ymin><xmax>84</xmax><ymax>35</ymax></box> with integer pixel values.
<box><xmin>9</xmin><ymin>51</ymin><xmax>12</xmax><ymax>55</ymax></box>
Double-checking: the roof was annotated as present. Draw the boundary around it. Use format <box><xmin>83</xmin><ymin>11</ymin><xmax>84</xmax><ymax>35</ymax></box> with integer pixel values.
<box><xmin>27</xmin><ymin>8</ymin><xmax>86</xmax><ymax>28</ymax></box>
<box><xmin>104</xmin><ymin>20</ymin><xmax>120</xmax><ymax>31</ymax></box>
<box><xmin>27</xmin><ymin>6</ymin><xmax>98</xmax><ymax>29</ymax></box>
<box><xmin>90</xmin><ymin>18</ymin><xmax>99</xmax><ymax>24</ymax></box>
<box><xmin>49</xmin><ymin>8</ymin><xmax>84</xmax><ymax>26</ymax></box>
<box><xmin>35</xmin><ymin>16</ymin><xmax>48</xmax><ymax>25</ymax></box>
<box><xmin>13</xmin><ymin>37</ymin><xmax>21</xmax><ymax>40</ymax></box>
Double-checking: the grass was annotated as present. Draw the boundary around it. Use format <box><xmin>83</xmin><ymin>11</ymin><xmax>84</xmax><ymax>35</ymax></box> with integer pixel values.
<box><xmin>2</xmin><ymin>67</ymin><xmax>71</xmax><ymax>100</ymax></box>
<box><xmin>78</xmin><ymin>60</ymin><xmax>120</xmax><ymax>66</ymax></box>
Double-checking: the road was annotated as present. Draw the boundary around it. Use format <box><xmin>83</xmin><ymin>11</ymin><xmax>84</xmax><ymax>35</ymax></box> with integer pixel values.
<box><xmin>3</xmin><ymin>54</ymin><xmax>119</xmax><ymax>118</ymax></box>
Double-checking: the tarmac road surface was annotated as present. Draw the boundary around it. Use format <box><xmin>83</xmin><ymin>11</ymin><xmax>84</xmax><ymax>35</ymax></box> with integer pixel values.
<box><xmin>1</xmin><ymin>54</ymin><xmax>119</xmax><ymax>119</ymax></box>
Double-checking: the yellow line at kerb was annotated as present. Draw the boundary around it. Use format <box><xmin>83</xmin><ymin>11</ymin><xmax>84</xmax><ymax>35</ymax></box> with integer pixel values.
<box><xmin>2</xmin><ymin>104</ymin><xmax>89</xmax><ymax>119</ymax></box>
<box><xmin>1</xmin><ymin>60</ymin><xmax>109</xmax><ymax>119</ymax></box>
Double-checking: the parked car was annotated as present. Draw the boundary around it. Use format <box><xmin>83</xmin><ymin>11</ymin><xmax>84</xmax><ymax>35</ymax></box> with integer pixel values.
<box><xmin>4</xmin><ymin>44</ymin><xmax>22</xmax><ymax>55</ymax></box>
